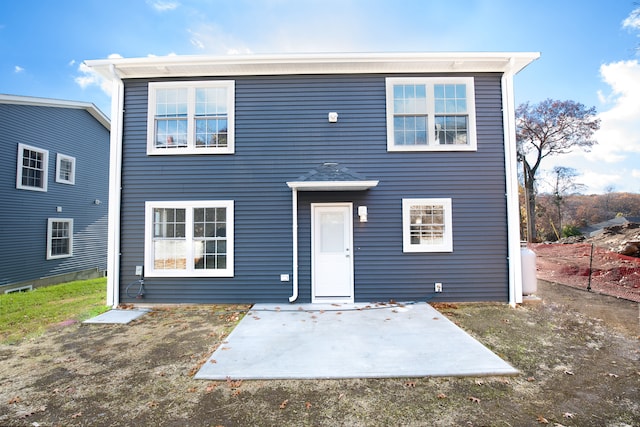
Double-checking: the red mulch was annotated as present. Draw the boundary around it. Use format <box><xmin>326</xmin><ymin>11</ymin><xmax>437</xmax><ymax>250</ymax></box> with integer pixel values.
<box><xmin>531</xmin><ymin>243</ymin><xmax>640</xmax><ymax>302</ymax></box>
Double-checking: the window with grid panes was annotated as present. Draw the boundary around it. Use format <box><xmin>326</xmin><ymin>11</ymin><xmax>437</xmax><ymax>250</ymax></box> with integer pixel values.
<box><xmin>402</xmin><ymin>198</ymin><xmax>453</xmax><ymax>252</ymax></box>
<box><xmin>386</xmin><ymin>78</ymin><xmax>476</xmax><ymax>151</ymax></box>
<box><xmin>17</xmin><ymin>143</ymin><xmax>49</xmax><ymax>191</ymax></box>
<box><xmin>56</xmin><ymin>153</ymin><xmax>75</xmax><ymax>185</ymax></box>
<box><xmin>147</xmin><ymin>81</ymin><xmax>234</xmax><ymax>155</ymax></box>
<box><xmin>145</xmin><ymin>201</ymin><xmax>234</xmax><ymax>277</ymax></box>
<box><xmin>47</xmin><ymin>218</ymin><xmax>73</xmax><ymax>259</ymax></box>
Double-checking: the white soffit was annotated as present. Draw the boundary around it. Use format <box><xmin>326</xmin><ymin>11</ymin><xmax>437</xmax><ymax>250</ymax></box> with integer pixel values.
<box><xmin>85</xmin><ymin>52</ymin><xmax>540</xmax><ymax>80</ymax></box>
<box><xmin>286</xmin><ymin>181</ymin><xmax>380</xmax><ymax>192</ymax></box>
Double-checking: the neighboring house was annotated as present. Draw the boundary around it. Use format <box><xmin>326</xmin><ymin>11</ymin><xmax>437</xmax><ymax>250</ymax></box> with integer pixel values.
<box><xmin>0</xmin><ymin>95</ymin><xmax>110</xmax><ymax>293</ymax></box>
<box><xmin>86</xmin><ymin>52</ymin><xmax>538</xmax><ymax>307</ymax></box>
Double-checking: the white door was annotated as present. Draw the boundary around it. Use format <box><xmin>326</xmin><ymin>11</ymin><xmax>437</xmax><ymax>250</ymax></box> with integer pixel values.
<box><xmin>311</xmin><ymin>203</ymin><xmax>354</xmax><ymax>303</ymax></box>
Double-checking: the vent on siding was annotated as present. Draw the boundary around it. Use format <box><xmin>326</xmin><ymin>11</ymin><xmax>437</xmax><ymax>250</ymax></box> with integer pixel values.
<box><xmin>4</xmin><ymin>285</ymin><xmax>33</xmax><ymax>294</ymax></box>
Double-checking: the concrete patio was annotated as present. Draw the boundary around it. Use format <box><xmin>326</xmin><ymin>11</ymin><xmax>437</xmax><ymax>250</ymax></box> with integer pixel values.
<box><xmin>195</xmin><ymin>302</ymin><xmax>518</xmax><ymax>380</ymax></box>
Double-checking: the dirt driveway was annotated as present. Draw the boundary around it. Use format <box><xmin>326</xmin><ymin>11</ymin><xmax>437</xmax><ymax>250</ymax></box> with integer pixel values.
<box><xmin>0</xmin><ymin>281</ymin><xmax>638</xmax><ymax>426</ymax></box>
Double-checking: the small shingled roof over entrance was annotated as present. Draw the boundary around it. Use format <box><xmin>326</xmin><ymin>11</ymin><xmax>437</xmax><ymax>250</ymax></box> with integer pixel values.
<box><xmin>287</xmin><ymin>162</ymin><xmax>379</xmax><ymax>191</ymax></box>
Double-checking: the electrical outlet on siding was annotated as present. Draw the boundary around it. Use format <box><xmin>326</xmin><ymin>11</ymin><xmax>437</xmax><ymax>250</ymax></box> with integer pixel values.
<box><xmin>435</xmin><ymin>282</ymin><xmax>443</xmax><ymax>292</ymax></box>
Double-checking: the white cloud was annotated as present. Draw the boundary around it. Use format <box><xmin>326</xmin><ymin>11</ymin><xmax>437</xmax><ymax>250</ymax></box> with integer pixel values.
<box><xmin>586</xmin><ymin>60</ymin><xmax>640</xmax><ymax>163</ymax></box>
<box><xmin>147</xmin><ymin>0</ymin><xmax>179</xmax><ymax>12</ymax></box>
<box><xmin>68</xmin><ymin>59</ymin><xmax>76</xmax><ymax>67</ymax></box>
<box><xmin>74</xmin><ymin>53</ymin><xmax>124</xmax><ymax>95</ymax></box>
<box><xmin>74</xmin><ymin>62</ymin><xmax>112</xmax><ymax>95</ymax></box>
<box><xmin>186</xmin><ymin>25</ymin><xmax>252</xmax><ymax>55</ymax></box>
<box><xmin>576</xmin><ymin>170</ymin><xmax>623</xmax><ymax>194</ymax></box>
<box><xmin>622</xmin><ymin>7</ymin><xmax>640</xmax><ymax>31</ymax></box>
<box><xmin>632</xmin><ymin>169</ymin><xmax>640</xmax><ymax>179</ymax></box>
<box><xmin>14</xmin><ymin>65</ymin><xmax>24</xmax><ymax>73</ymax></box>
<box><xmin>188</xmin><ymin>30</ymin><xmax>205</xmax><ymax>50</ymax></box>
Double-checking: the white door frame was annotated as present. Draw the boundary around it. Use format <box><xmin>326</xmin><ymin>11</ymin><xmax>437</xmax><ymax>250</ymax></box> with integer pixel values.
<box><xmin>311</xmin><ymin>203</ymin><xmax>354</xmax><ymax>303</ymax></box>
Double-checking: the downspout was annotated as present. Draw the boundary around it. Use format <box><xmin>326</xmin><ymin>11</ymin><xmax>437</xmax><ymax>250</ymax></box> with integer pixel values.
<box><xmin>502</xmin><ymin>60</ymin><xmax>524</xmax><ymax>307</ymax></box>
<box><xmin>289</xmin><ymin>188</ymin><xmax>299</xmax><ymax>302</ymax></box>
<box><xmin>106</xmin><ymin>64</ymin><xmax>124</xmax><ymax>308</ymax></box>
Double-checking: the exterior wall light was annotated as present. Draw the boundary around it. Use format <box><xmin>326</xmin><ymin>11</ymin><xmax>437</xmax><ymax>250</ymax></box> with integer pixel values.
<box><xmin>358</xmin><ymin>206</ymin><xmax>368</xmax><ymax>222</ymax></box>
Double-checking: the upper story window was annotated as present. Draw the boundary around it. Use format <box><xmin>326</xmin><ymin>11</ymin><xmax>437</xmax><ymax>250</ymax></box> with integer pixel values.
<box><xmin>147</xmin><ymin>81</ymin><xmax>235</xmax><ymax>155</ymax></box>
<box><xmin>56</xmin><ymin>153</ymin><xmax>76</xmax><ymax>185</ymax></box>
<box><xmin>16</xmin><ymin>143</ymin><xmax>49</xmax><ymax>192</ymax></box>
<box><xmin>402</xmin><ymin>198</ymin><xmax>453</xmax><ymax>253</ymax></box>
<box><xmin>386</xmin><ymin>77</ymin><xmax>476</xmax><ymax>152</ymax></box>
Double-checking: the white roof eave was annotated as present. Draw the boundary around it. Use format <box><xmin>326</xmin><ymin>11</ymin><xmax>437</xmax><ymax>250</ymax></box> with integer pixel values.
<box><xmin>286</xmin><ymin>180</ymin><xmax>380</xmax><ymax>192</ymax></box>
<box><xmin>0</xmin><ymin>94</ymin><xmax>110</xmax><ymax>130</ymax></box>
<box><xmin>85</xmin><ymin>52</ymin><xmax>540</xmax><ymax>80</ymax></box>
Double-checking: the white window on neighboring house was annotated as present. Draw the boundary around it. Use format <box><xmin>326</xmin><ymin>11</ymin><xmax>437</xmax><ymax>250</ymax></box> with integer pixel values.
<box><xmin>402</xmin><ymin>198</ymin><xmax>453</xmax><ymax>252</ymax></box>
<box><xmin>56</xmin><ymin>153</ymin><xmax>76</xmax><ymax>185</ymax></box>
<box><xmin>144</xmin><ymin>200</ymin><xmax>234</xmax><ymax>277</ymax></box>
<box><xmin>147</xmin><ymin>81</ymin><xmax>235</xmax><ymax>155</ymax></box>
<box><xmin>16</xmin><ymin>143</ymin><xmax>49</xmax><ymax>191</ymax></box>
<box><xmin>386</xmin><ymin>77</ymin><xmax>477</xmax><ymax>151</ymax></box>
<box><xmin>47</xmin><ymin>218</ymin><xmax>73</xmax><ymax>259</ymax></box>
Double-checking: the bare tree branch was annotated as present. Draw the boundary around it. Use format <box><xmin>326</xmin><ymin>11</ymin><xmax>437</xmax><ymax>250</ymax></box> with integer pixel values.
<box><xmin>516</xmin><ymin>99</ymin><xmax>600</xmax><ymax>241</ymax></box>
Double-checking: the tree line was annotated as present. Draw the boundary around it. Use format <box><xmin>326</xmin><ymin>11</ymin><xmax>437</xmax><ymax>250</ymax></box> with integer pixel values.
<box><xmin>519</xmin><ymin>189</ymin><xmax>640</xmax><ymax>242</ymax></box>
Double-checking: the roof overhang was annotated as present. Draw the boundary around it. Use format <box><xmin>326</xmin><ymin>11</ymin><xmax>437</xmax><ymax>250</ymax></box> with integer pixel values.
<box><xmin>0</xmin><ymin>94</ymin><xmax>110</xmax><ymax>130</ymax></box>
<box><xmin>287</xmin><ymin>162</ymin><xmax>379</xmax><ymax>191</ymax></box>
<box><xmin>85</xmin><ymin>52</ymin><xmax>540</xmax><ymax>80</ymax></box>
<box><xmin>287</xmin><ymin>180</ymin><xmax>379</xmax><ymax>191</ymax></box>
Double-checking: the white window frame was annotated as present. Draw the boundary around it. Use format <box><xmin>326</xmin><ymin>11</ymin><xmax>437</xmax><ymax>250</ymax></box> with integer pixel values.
<box><xmin>47</xmin><ymin>218</ymin><xmax>73</xmax><ymax>259</ymax></box>
<box><xmin>402</xmin><ymin>198</ymin><xmax>453</xmax><ymax>253</ymax></box>
<box><xmin>16</xmin><ymin>143</ymin><xmax>49</xmax><ymax>192</ymax></box>
<box><xmin>386</xmin><ymin>77</ymin><xmax>477</xmax><ymax>152</ymax></box>
<box><xmin>55</xmin><ymin>153</ymin><xmax>76</xmax><ymax>185</ymax></box>
<box><xmin>144</xmin><ymin>200</ymin><xmax>234</xmax><ymax>277</ymax></box>
<box><xmin>147</xmin><ymin>81</ymin><xmax>235</xmax><ymax>155</ymax></box>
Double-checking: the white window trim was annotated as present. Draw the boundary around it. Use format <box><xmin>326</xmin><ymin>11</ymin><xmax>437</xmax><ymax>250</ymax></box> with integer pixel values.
<box><xmin>144</xmin><ymin>200</ymin><xmax>234</xmax><ymax>277</ymax></box>
<box><xmin>16</xmin><ymin>143</ymin><xmax>49</xmax><ymax>192</ymax></box>
<box><xmin>147</xmin><ymin>81</ymin><xmax>235</xmax><ymax>155</ymax></box>
<box><xmin>402</xmin><ymin>198</ymin><xmax>453</xmax><ymax>253</ymax></box>
<box><xmin>47</xmin><ymin>218</ymin><xmax>73</xmax><ymax>260</ymax></box>
<box><xmin>55</xmin><ymin>153</ymin><xmax>76</xmax><ymax>185</ymax></box>
<box><xmin>386</xmin><ymin>77</ymin><xmax>477</xmax><ymax>152</ymax></box>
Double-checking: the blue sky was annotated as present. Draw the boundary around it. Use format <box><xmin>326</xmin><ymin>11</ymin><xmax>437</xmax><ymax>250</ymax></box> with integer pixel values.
<box><xmin>1</xmin><ymin>0</ymin><xmax>639</xmax><ymax>194</ymax></box>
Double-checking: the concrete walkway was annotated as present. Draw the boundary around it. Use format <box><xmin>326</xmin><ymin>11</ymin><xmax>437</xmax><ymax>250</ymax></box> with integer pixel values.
<box><xmin>195</xmin><ymin>302</ymin><xmax>518</xmax><ymax>380</ymax></box>
<box><xmin>83</xmin><ymin>308</ymin><xmax>150</xmax><ymax>324</ymax></box>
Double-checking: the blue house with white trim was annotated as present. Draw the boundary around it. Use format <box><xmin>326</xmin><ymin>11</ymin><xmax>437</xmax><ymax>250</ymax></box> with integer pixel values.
<box><xmin>0</xmin><ymin>95</ymin><xmax>110</xmax><ymax>292</ymax></box>
<box><xmin>86</xmin><ymin>52</ymin><xmax>538</xmax><ymax>307</ymax></box>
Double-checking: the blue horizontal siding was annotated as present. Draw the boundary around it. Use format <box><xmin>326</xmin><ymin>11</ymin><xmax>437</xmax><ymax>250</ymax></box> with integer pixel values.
<box><xmin>118</xmin><ymin>74</ymin><xmax>509</xmax><ymax>303</ymax></box>
<box><xmin>0</xmin><ymin>104</ymin><xmax>109</xmax><ymax>286</ymax></box>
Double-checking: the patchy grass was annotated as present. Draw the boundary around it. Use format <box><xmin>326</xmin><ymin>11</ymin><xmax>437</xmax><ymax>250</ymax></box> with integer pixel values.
<box><xmin>0</xmin><ymin>281</ymin><xmax>638</xmax><ymax>426</ymax></box>
<box><xmin>0</xmin><ymin>278</ymin><xmax>109</xmax><ymax>343</ymax></box>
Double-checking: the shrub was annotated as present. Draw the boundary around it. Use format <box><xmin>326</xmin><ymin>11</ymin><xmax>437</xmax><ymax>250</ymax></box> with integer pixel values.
<box><xmin>562</xmin><ymin>224</ymin><xmax>582</xmax><ymax>238</ymax></box>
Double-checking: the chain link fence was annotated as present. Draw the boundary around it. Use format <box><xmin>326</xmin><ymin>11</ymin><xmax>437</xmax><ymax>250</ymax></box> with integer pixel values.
<box><xmin>531</xmin><ymin>243</ymin><xmax>640</xmax><ymax>303</ymax></box>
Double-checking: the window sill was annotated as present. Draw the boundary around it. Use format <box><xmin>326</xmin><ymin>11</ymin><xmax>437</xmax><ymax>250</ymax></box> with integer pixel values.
<box><xmin>387</xmin><ymin>144</ymin><xmax>477</xmax><ymax>152</ymax></box>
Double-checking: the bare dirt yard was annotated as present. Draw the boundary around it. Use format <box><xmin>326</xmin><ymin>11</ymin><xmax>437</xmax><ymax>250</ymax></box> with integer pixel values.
<box><xmin>1</xmin><ymin>281</ymin><xmax>638</xmax><ymax>427</ymax></box>
<box><xmin>532</xmin><ymin>222</ymin><xmax>640</xmax><ymax>303</ymax></box>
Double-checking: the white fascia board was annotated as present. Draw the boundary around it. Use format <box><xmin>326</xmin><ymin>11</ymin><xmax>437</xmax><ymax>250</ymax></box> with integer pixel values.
<box><xmin>286</xmin><ymin>181</ymin><xmax>379</xmax><ymax>192</ymax></box>
<box><xmin>0</xmin><ymin>94</ymin><xmax>110</xmax><ymax>130</ymax></box>
<box><xmin>85</xmin><ymin>52</ymin><xmax>540</xmax><ymax>80</ymax></box>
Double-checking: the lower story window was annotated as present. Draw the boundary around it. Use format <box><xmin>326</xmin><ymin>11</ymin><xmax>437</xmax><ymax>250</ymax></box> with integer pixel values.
<box><xmin>144</xmin><ymin>200</ymin><xmax>234</xmax><ymax>277</ymax></box>
<box><xmin>47</xmin><ymin>218</ymin><xmax>73</xmax><ymax>259</ymax></box>
<box><xmin>402</xmin><ymin>198</ymin><xmax>453</xmax><ymax>252</ymax></box>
